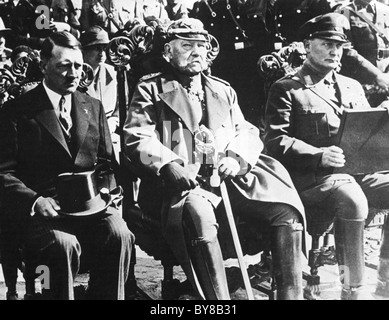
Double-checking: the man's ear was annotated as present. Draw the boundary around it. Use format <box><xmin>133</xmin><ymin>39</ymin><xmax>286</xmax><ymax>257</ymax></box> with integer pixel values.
<box><xmin>40</xmin><ymin>59</ymin><xmax>48</xmax><ymax>76</ymax></box>
<box><xmin>164</xmin><ymin>43</ymin><xmax>172</xmax><ymax>61</ymax></box>
<box><xmin>303</xmin><ymin>39</ymin><xmax>311</xmax><ymax>53</ymax></box>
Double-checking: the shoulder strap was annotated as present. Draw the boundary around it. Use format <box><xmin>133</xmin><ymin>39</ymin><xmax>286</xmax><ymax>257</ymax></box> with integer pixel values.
<box><xmin>100</xmin><ymin>0</ymin><xmax>122</xmax><ymax>30</ymax></box>
<box><xmin>338</xmin><ymin>6</ymin><xmax>389</xmax><ymax>47</ymax></box>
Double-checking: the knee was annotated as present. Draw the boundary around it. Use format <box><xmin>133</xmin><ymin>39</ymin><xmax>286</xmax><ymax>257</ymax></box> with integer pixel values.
<box><xmin>334</xmin><ymin>186</ymin><xmax>368</xmax><ymax>220</ymax></box>
<box><xmin>106</xmin><ymin>216</ymin><xmax>135</xmax><ymax>247</ymax></box>
<box><xmin>183</xmin><ymin>207</ymin><xmax>219</xmax><ymax>245</ymax></box>
<box><xmin>269</xmin><ymin>203</ymin><xmax>302</xmax><ymax>228</ymax></box>
<box><xmin>52</xmin><ymin>230</ymin><xmax>81</xmax><ymax>257</ymax></box>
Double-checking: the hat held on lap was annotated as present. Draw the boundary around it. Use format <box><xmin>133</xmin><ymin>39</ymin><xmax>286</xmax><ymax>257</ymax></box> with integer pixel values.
<box><xmin>299</xmin><ymin>13</ymin><xmax>350</xmax><ymax>43</ymax></box>
<box><xmin>56</xmin><ymin>170</ymin><xmax>120</xmax><ymax>217</ymax></box>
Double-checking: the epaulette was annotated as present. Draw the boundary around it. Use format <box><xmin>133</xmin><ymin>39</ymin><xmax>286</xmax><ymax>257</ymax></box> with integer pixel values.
<box><xmin>207</xmin><ymin>74</ymin><xmax>231</xmax><ymax>86</ymax></box>
<box><xmin>277</xmin><ymin>73</ymin><xmax>295</xmax><ymax>82</ymax></box>
<box><xmin>139</xmin><ymin>72</ymin><xmax>162</xmax><ymax>82</ymax></box>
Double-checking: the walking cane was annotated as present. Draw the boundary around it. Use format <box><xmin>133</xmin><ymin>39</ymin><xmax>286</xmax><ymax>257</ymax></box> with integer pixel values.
<box><xmin>210</xmin><ymin>172</ymin><xmax>255</xmax><ymax>300</ymax></box>
<box><xmin>196</xmin><ymin>126</ymin><xmax>255</xmax><ymax>300</ymax></box>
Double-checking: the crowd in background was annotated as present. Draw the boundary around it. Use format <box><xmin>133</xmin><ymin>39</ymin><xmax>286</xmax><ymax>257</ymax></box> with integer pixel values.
<box><xmin>2</xmin><ymin>0</ymin><xmax>389</xmax><ymax>126</ymax></box>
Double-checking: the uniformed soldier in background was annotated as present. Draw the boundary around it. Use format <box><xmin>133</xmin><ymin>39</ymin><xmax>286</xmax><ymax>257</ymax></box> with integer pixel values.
<box><xmin>335</xmin><ymin>0</ymin><xmax>389</xmax><ymax>106</ymax></box>
<box><xmin>0</xmin><ymin>0</ymin><xmax>81</xmax><ymax>50</ymax></box>
<box><xmin>267</xmin><ymin>0</ymin><xmax>332</xmax><ymax>47</ymax></box>
<box><xmin>190</xmin><ymin>0</ymin><xmax>272</xmax><ymax>127</ymax></box>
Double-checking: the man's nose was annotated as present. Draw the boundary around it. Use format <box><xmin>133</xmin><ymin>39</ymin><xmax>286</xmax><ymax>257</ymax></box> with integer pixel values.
<box><xmin>67</xmin><ymin>65</ymin><xmax>79</xmax><ymax>77</ymax></box>
<box><xmin>191</xmin><ymin>44</ymin><xmax>204</xmax><ymax>56</ymax></box>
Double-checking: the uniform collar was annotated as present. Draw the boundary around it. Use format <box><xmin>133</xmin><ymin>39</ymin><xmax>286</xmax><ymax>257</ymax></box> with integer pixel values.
<box><xmin>299</xmin><ymin>62</ymin><xmax>337</xmax><ymax>87</ymax></box>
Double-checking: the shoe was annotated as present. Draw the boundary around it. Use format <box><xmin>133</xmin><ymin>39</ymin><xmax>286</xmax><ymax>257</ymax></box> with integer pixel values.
<box><xmin>375</xmin><ymin>280</ymin><xmax>389</xmax><ymax>298</ymax></box>
<box><xmin>341</xmin><ymin>286</ymin><xmax>373</xmax><ymax>300</ymax></box>
<box><xmin>6</xmin><ymin>291</ymin><xmax>19</xmax><ymax>300</ymax></box>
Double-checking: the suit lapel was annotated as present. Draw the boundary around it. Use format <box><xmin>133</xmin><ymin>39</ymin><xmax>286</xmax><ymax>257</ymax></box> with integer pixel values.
<box><xmin>34</xmin><ymin>84</ymin><xmax>72</xmax><ymax>157</ymax></box>
<box><xmin>72</xmin><ymin>91</ymin><xmax>92</xmax><ymax>156</ymax></box>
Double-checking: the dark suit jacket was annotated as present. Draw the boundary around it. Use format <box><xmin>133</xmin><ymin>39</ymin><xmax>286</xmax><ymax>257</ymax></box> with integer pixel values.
<box><xmin>0</xmin><ymin>83</ymin><xmax>116</xmax><ymax>219</ymax></box>
<box><xmin>264</xmin><ymin>63</ymin><xmax>372</xmax><ymax>191</ymax></box>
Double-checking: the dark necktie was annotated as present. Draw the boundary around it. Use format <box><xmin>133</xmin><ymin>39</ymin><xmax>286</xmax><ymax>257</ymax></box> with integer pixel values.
<box><xmin>59</xmin><ymin>95</ymin><xmax>72</xmax><ymax>137</ymax></box>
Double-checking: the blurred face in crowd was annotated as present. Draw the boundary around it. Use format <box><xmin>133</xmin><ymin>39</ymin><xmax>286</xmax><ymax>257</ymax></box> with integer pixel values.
<box><xmin>165</xmin><ymin>39</ymin><xmax>208</xmax><ymax>76</ymax></box>
<box><xmin>143</xmin><ymin>0</ymin><xmax>163</xmax><ymax>17</ymax></box>
<box><xmin>41</xmin><ymin>44</ymin><xmax>83</xmax><ymax>95</ymax></box>
<box><xmin>83</xmin><ymin>44</ymin><xmax>107</xmax><ymax>70</ymax></box>
<box><xmin>304</xmin><ymin>38</ymin><xmax>344</xmax><ymax>73</ymax></box>
<box><xmin>0</xmin><ymin>36</ymin><xmax>6</xmax><ymax>55</ymax></box>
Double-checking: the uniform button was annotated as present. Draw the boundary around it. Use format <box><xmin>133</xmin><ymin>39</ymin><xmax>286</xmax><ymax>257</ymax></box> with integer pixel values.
<box><xmin>236</xmin><ymin>15</ymin><xmax>240</xmax><ymax>19</ymax></box>
<box><xmin>296</xmin><ymin>9</ymin><xmax>301</xmax><ymax>13</ymax></box>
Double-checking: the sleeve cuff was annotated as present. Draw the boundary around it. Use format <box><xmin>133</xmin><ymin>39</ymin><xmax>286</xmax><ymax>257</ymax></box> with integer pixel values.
<box><xmin>30</xmin><ymin>196</ymin><xmax>43</xmax><ymax>217</ymax></box>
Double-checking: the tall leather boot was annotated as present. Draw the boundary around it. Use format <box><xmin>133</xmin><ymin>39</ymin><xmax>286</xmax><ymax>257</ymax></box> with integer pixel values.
<box><xmin>376</xmin><ymin>220</ymin><xmax>389</xmax><ymax>297</ymax></box>
<box><xmin>271</xmin><ymin>223</ymin><xmax>304</xmax><ymax>300</ymax></box>
<box><xmin>187</xmin><ymin>238</ymin><xmax>231</xmax><ymax>300</ymax></box>
<box><xmin>334</xmin><ymin>218</ymin><xmax>370</xmax><ymax>300</ymax></box>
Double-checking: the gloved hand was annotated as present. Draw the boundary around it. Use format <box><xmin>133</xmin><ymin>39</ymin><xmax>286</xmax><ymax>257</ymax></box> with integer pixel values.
<box><xmin>160</xmin><ymin>162</ymin><xmax>198</xmax><ymax>194</ymax></box>
<box><xmin>218</xmin><ymin>157</ymin><xmax>241</xmax><ymax>181</ymax></box>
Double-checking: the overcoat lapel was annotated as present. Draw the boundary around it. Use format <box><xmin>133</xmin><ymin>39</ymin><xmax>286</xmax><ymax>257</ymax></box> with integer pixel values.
<box><xmin>159</xmin><ymin>78</ymin><xmax>199</xmax><ymax>134</ymax></box>
<box><xmin>158</xmin><ymin>74</ymin><xmax>231</xmax><ymax>134</ymax></box>
<box><xmin>202</xmin><ymin>75</ymin><xmax>230</xmax><ymax>132</ymax></box>
<box><xmin>376</xmin><ymin>3</ymin><xmax>388</xmax><ymax>29</ymax></box>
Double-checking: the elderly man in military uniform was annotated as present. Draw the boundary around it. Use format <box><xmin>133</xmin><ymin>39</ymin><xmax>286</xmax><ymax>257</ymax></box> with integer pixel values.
<box><xmin>124</xmin><ymin>18</ymin><xmax>306</xmax><ymax>300</ymax></box>
<box><xmin>264</xmin><ymin>12</ymin><xmax>389</xmax><ymax>300</ymax></box>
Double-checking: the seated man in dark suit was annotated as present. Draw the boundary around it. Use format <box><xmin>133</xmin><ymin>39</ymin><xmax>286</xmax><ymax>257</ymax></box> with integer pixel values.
<box><xmin>0</xmin><ymin>31</ymin><xmax>134</xmax><ymax>300</ymax></box>
<box><xmin>264</xmin><ymin>12</ymin><xmax>389</xmax><ymax>300</ymax></box>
